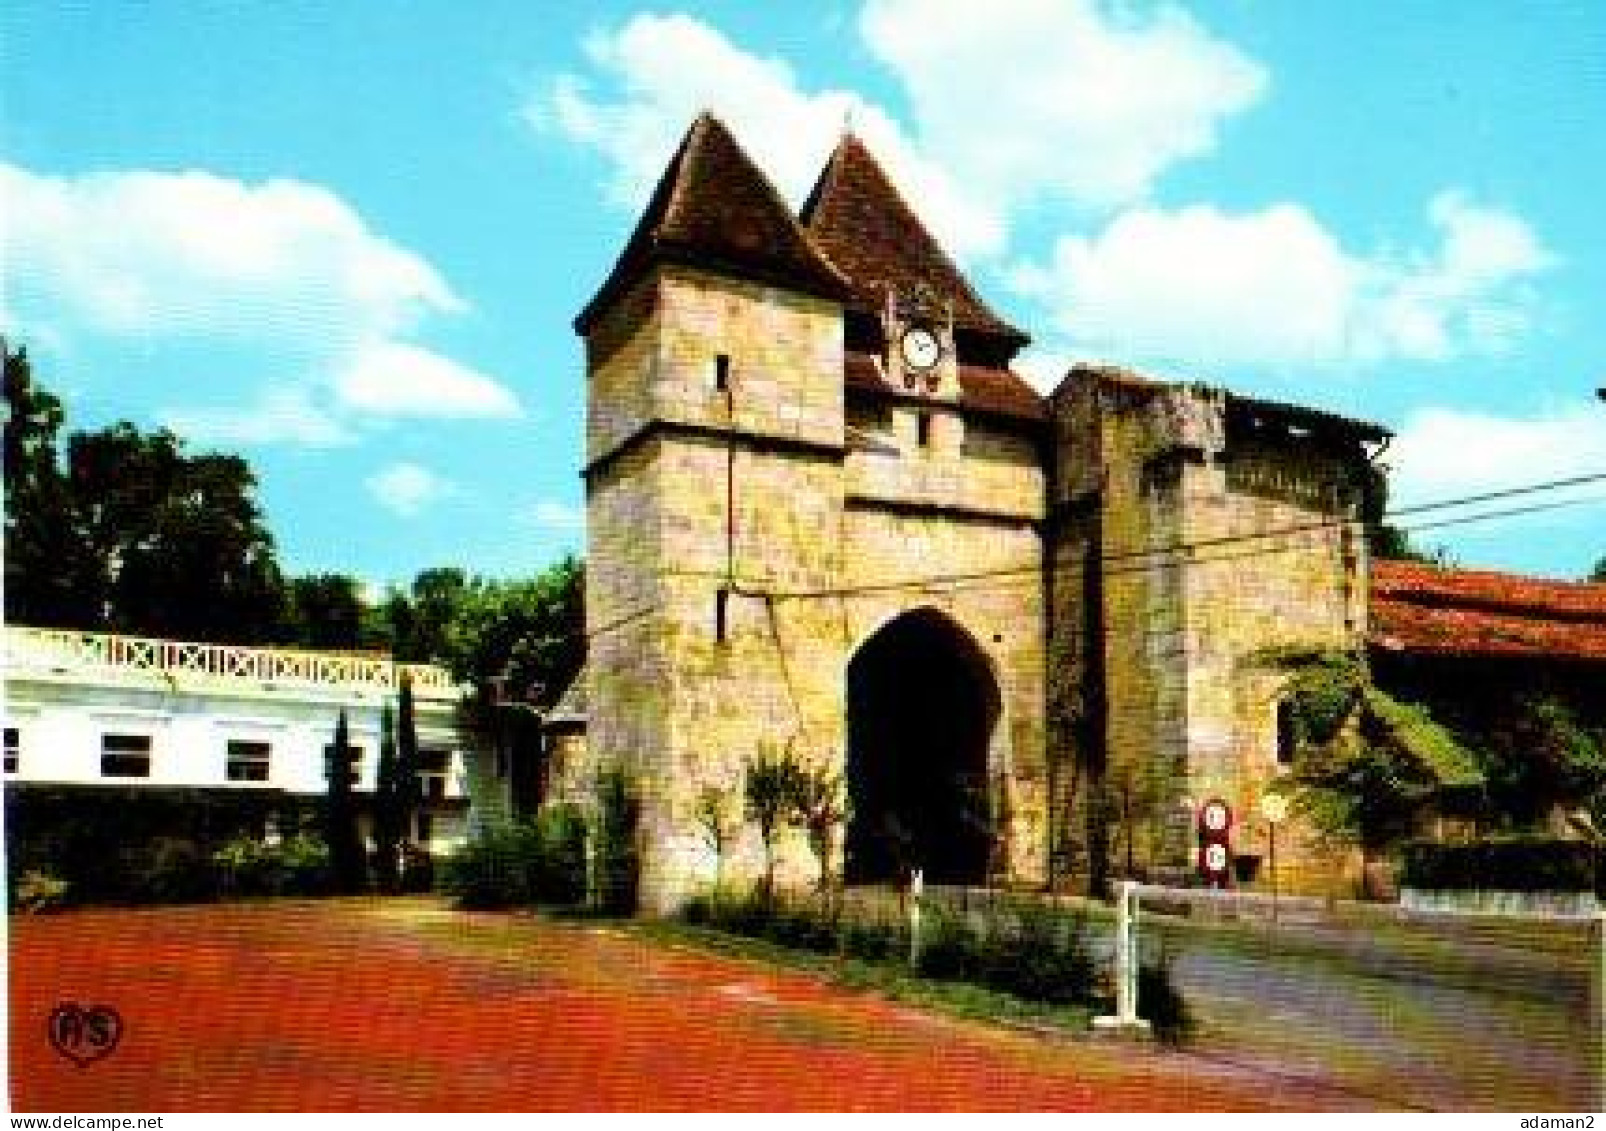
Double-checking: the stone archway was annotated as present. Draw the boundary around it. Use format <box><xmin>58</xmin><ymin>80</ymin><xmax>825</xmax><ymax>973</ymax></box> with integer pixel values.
<box><xmin>845</xmin><ymin>608</ymin><xmax>1001</xmax><ymax>885</ymax></box>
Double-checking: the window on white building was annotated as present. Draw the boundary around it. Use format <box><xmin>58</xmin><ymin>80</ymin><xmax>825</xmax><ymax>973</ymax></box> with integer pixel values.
<box><xmin>3</xmin><ymin>727</ymin><xmax>18</xmax><ymax>774</ymax></box>
<box><xmin>102</xmin><ymin>733</ymin><xmax>152</xmax><ymax>778</ymax></box>
<box><xmin>226</xmin><ymin>740</ymin><xmax>271</xmax><ymax>783</ymax></box>
<box><xmin>419</xmin><ymin>749</ymin><xmax>451</xmax><ymax>801</ymax></box>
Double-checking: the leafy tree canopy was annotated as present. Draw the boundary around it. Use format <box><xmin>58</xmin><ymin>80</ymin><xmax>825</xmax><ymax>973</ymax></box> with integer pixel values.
<box><xmin>4</xmin><ymin>344</ymin><xmax>287</xmax><ymax>642</ymax></box>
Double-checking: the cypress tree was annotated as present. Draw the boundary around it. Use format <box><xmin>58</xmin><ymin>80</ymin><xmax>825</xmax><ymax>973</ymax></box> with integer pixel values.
<box><xmin>373</xmin><ymin>702</ymin><xmax>400</xmax><ymax>893</ymax></box>
<box><xmin>396</xmin><ymin>672</ymin><xmax>423</xmax><ymax>883</ymax></box>
<box><xmin>324</xmin><ymin>710</ymin><xmax>367</xmax><ymax>893</ymax></box>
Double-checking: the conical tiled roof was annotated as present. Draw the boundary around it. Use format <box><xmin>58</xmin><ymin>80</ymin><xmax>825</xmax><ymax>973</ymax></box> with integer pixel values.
<box><xmin>800</xmin><ymin>134</ymin><xmax>1028</xmax><ymax>349</ymax></box>
<box><xmin>574</xmin><ymin>113</ymin><xmax>851</xmax><ymax>333</ymax></box>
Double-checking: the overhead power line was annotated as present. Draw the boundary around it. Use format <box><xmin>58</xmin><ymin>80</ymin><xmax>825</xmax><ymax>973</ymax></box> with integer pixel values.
<box><xmin>583</xmin><ymin>469</ymin><xmax>1606</xmax><ymax>636</ymax></box>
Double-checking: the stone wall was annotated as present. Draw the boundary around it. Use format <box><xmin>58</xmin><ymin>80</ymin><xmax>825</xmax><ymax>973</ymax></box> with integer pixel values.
<box><xmin>580</xmin><ymin>263</ymin><xmax>1049</xmax><ymax>910</ymax></box>
<box><xmin>1047</xmin><ymin>369</ymin><xmax>1370</xmax><ymax>892</ymax></box>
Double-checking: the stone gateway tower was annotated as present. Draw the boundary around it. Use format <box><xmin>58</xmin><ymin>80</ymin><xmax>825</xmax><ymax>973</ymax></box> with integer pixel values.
<box><xmin>562</xmin><ymin>114</ymin><xmax>1383</xmax><ymax>911</ymax></box>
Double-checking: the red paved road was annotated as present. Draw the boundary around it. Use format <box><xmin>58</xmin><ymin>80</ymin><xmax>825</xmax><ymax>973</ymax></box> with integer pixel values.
<box><xmin>11</xmin><ymin>899</ymin><xmax>1350</xmax><ymax>1111</ymax></box>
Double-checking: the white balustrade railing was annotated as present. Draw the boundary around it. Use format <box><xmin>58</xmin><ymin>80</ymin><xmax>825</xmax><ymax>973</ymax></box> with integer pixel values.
<box><xmin>5</xmin><ymin>625</ymin><xmax>459</xmax><ymax>697</ymax></box>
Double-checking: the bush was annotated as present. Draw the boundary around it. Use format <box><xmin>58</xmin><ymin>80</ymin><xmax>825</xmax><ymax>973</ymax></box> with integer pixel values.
<box><xmin>593</xmin><ymin>768</ymin><xmax>640</xmax><ymax>915</ymax></box>
<box><xmin>213</xmin><ymin>834</ymin><xmax>332</xmax><ymax>898</ymax></box>
<box><xmin>127</xmin><ymin>837</ymin><xmax>217</xmax><ymax>904</ymax></box>
<box><xmin>13</xmin><ymin>868</ymin><xmax>70</xmax><ymax>913</ymax></box>
<box><xmin>214</xmin><ymin>836</ymin><xmax>287</xmax><ymax>897</ymax></box>
<box><xmin>1138</xmin><ymin>956</ymin><xmax>1195</xmax><ymax>1048</ymax></box>
<box><xmin>980</xmin><ymin>899</ymin><xmax>1094</xmax><ymax>1006</ymax></box>
<box><xmin>443</xmin><ymin>807</ymin><xmax>589</xmax><ymax>910</ymax></box>
<box><xmin>279</xmin><ymin>835</ymin><xmax>333</xmax><ymax>895</ymax></box>
<box><xmin>1399</xmin><ymin>837</ymin><xmax>1596</xmax><ymax>892</ymax></box>
<box><xmin>914</xmin><ymin>904</ymin><xmax>986</xmax><ymax>983</ymax></box>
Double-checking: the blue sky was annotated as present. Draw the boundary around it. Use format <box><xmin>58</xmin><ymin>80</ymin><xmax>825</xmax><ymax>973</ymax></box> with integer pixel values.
<box><xmin>5</xmin><ymin>0</ymin><xmax>1603</xmax><ymax>585</ymax></box>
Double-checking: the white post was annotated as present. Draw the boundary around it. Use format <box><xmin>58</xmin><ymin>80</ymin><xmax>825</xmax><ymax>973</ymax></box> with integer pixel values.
<box><xmin>1094</xmin><ymin>880</ymin><xmax>1150</xmax><ymax>1035</ymax></box>
<box><xmin>907</xmin><ymin>868</ymin><xmax>924</xmax><ymax>970</ymax></box>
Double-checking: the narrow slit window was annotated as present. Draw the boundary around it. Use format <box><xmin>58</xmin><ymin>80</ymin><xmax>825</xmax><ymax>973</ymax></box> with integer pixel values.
<box><xmin>917</xmin><ymin>412</ymin><xmax>933</xmax><ymax>448</ymax></box>
<box><xmin>715</xmin><ymin>587</ymin><xmax>730</xmax><ymax>643</ymax></box>
<box><xmin>1275</xmin><ymin>701</ymin><xmax>1297</xmax><ymax>766</ymax></box>
<box><xmin>714</xmin><ymin>353</ymin><xmax>731</xmax><ymax>392</ymax></box>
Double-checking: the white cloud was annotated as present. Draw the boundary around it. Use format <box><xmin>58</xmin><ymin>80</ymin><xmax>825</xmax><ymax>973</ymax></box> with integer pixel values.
<box><xmin>337</xmin><ymin>341</ymin><xmax>520</xmax><ymax>418</ymax></box>
<box><xmin>1011</xmin><ymin>192</ymin><xmax>1555</xmax><ymax>373</ymax></box>
<box><xmin>531</xmin><ymin>13</ymin><xmax>1002</xmax><ymax>257</ymax></box>
<box><xmin>366</xmin><ymin>462</ymin><xmax>454</xmax><ymax>518</ymax></box>
<box><xmin>159</xmin><ymin>386</ymin><xmax>353</xmax><ymax>449</ymax></box>
<box><xmin>535</xmin><ymin>5</ymin><xmax>1266</xmax><ymax>258</ymax></box>
<box><xmin>859</xmin><ymin>0</ymin><xmax>1267</xmax><ymax>212</ymax></box>
<box><xmin>1386</xmin><ymin>404</ymin><xmax>1606</xmax><ymax>507</ymax></box>
<box><xmin>524</xmin><ymin>500</ymin><xmax>585</xmax><ymax>531</ymax></box>
<box><xmin>1</xmin><ymin>164</ymin><xmax>520</xmax><ymax>438</ymax></box>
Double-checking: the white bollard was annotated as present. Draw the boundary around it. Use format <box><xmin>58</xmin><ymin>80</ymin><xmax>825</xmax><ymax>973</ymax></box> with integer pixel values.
<box><xmin>907</xmin><ymin>868</ymin><xmax>924</xmax><ymax>970</ymax></box>
<box><xmin>1094</xmin><ymin>880</ymin><xmax>1151</xmax><ymax>1035</ymax></box>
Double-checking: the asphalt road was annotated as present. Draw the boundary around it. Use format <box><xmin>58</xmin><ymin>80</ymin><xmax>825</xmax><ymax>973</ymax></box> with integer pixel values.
<box><xmin>1143</xmin><ymin>907</ymin><xmax>1601</xmax><ymax>1111</ymax></box>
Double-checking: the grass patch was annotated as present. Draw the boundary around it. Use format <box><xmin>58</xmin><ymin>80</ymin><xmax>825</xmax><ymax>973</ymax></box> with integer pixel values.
<box><xmin>636</xmin><ymin>916</ymin><xmax>1098</xmax><ymax>1035</ymax></box>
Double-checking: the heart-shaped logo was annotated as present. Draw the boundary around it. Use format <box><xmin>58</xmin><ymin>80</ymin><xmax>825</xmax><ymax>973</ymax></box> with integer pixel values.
<box><xmin>47</xmin><ymin>1003</ymin><xmax>123</xmax><ymax>1067</ymax></box>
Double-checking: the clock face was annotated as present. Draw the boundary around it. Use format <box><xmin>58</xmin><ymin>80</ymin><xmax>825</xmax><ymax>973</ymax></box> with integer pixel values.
<box><xmin>900</xmin><ymin>326</ymin><xmax>941</xmax><ymax>372</ymax></box>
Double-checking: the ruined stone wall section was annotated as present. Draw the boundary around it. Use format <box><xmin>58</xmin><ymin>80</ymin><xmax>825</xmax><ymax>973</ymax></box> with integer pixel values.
<box><xmin>1047</xmin><ymin>376</ymin><xmax>1370</xmax><ymax>888</ymax></box>
<box><xmin>1186</xmin><ymin>436</ymin><xmax>1368</xmax><ymax>884</ymax></box>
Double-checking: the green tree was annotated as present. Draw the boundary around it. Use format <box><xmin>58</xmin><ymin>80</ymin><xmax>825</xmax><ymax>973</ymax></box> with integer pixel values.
<box><xmin>1589</xmin><ymin>556</ymin><xmax>1606</xmax><ymax>583</ymax></box>
<box><xmin>372</xmin><ymin>702</ymin><xmax>401</xmax><ymax>893</ymax></box>
<box><xmin>1480</xmin><ymin>695</ymin><xmax>1606</xmax><ymax>830</ymax></box>
<box><xmin>286</xmin><ymin>574</ymin><xmax>365</xmax><ymax>650</ymax></box>
<box><xmin>790</xmin><ymin>764</ymin><xmax>848</xmax><ymax>891</ymax></box>
<box><xmin>745</xmin><ymin>746</ymin><xmax>804</xmax><ymax>900</ymax></box>
<box><xmin>442</xmin><ymin>558</ymin><xmax>585</xmax><ymax>707</ymax></box>
<box><xmin>69</xmin><ymin>426</ymin><xmax>287</xmax><ymax>642</ymax></box>
<box><xmin>323</xmin><ymin>710</ymin><xmax>368</xmax><ymax>894</ymax></box>
<box><xmin>396</xmin><ymin>671</ymin><xmax>422</xmax><ymax>852</ymax></box>
<box><xmin>3</xmin><ymin>344</ymin><xmax>89</xmax><ymax>626</ymax></box>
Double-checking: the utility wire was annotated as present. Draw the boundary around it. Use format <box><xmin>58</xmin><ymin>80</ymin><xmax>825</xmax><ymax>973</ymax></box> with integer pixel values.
<box><xmin>583</xmin><ymin>470</ymin><xmax>1606</xmax><ymax>636</ymax></box>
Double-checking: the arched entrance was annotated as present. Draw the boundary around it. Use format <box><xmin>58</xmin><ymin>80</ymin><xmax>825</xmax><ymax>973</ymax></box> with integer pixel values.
<box><xmin>845</xmin><ymin>609</ymin><xmax>1001</xmax><ymax>885</ymax></box>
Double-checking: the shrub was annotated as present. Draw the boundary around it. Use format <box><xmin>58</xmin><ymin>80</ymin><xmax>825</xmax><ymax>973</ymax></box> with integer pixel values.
<box><xmin>14</xmin><ymin>868</ymin><xmax>70</xmax><ymax>913</ymax></box>
<box><xmin>914</xmin><ymin>904</ymin><xmax>985</xmax><ymax>983</ymax></box>
<box><xmin>214</xmin><ymin>836</ymin><xmax>287</xmax><ymax>897</ymax></box>
<box><xmin>1399</xmin><ymin>837</ymin><xmax>1596</xmax><ymax>892</ymax></box>
<box><xmin>534</xmin><ymin>804</ymin><xmax>589</xmax><ymax>906</ymax></box>
<box><xmin>981</xmin><ymin>899</ymin><xmax>1094</xmax><ymax>1005</ymax></box>
<box><xmin>128</xmin><ymin>837</ymin><xmax>217</xmax><ymax>904</ymax></box>
<box><xmin>443</xmin><ymin>807</ymin><xmax>589</xmax><ymax>910</ymax></box>
<box><xmin>443</xmin><ymin>821</ymin><xmax>542</xmax><ymax>908</ymax></box>
<box><xmin>1138</xmin><ymin>956</ymin><xmax>1195</xmax><ymax>1048</ymax></box>
<box><xmin>592</xmin><ymin>768</ymin><xmax>640</xmax><ymax>915</ymax></box>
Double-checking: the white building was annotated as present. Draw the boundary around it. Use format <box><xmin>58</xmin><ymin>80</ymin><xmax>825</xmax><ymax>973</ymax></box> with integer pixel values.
<box><xmin>2</xmin><ymin>625</ymin><xmax>499</xmax><ymax>855</ymax></box>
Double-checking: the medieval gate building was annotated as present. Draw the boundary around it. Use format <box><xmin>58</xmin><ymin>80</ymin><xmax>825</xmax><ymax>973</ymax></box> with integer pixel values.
<box><xmin>557</xmin><ymin>114</ymin><xmax>1384</xmax><ymax>911</ymax></box>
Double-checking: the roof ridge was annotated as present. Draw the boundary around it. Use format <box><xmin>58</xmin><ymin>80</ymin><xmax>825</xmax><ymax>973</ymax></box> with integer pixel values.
<box><xmin>800</xmin><ymin>133</ymin><xmax>1027</xmax><ymax>346</ymax></box>
<box><xmin>574</xmin><ymin>113</ymin><xmax>849</xmax><ymax>334</ymax></box>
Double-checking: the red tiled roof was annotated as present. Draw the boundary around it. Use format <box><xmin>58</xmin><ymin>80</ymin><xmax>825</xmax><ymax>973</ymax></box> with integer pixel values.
<box><xmin>1370</xmin><ymin>561</ymin><xmax>1606</xmax><ymax>662</ymax></box>
<box><xmin>844</xmin><ymin>350</ymin><xmax>1046</xmax><ymax>425</ymax></box>
<box><xmin>574</xmin><ymin>113</ymin><xmax>850</xmax><ymax>333</ymax></box>
<box><xmin>801</xmin><ymin>134</ymin><xmax>1028</xmax><ymax>349</ymax></box>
